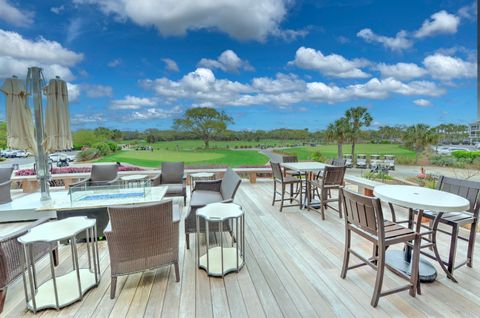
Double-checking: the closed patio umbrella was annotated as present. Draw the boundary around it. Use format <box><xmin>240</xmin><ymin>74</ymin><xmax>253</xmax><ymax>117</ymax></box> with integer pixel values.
<box><xmin>43</xmin><ymin>77</ymin><xmax>73</xmax><ymax>152</ymax></box>
<box><xmin>0</xmin><ymin>76</ymin><xmax>37</xmax><ymax>152</ymax></box>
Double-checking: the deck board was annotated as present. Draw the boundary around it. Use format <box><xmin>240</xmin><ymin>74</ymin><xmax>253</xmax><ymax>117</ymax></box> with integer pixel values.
<box><xmin>1</xmin><ymin>181</ymin><xmax>480</xmax><ymax>317</ymax></box>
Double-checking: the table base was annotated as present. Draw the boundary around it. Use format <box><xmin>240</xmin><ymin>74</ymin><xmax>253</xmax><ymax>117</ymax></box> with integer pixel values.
<box><xmin>199</xmin><ymin>246</ymin><xmax>244</xmax><ymax>277</ymax></box>
<box><xmin>27</xmin><ymin>269</ymin><xmax>97</xmax><ymax>311</ymax></box>
<box><xmin>386</xmin><ymin>250</ymin><xmax>437</xmax><ymax>283</ymax></box>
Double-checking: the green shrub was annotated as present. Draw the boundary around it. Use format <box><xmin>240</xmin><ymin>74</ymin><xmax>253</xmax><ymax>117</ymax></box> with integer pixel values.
<box><xmin>76</xmin><ymin>148</ymin><xmax>100</xmax><ymax>161</ymax></box>
<box><xmin>92</xmin><ymin>142</ymin><xmax>112</xmax><ymax>156</ymax></box>
<box><xmin>106</xmin><ymin>141</ymin><xmax>119</xmax><ymax>152</ymax></box>
<box><xmin>311</xmin><ymin>151</ymin><xmax>327</xmax><ymax>163</ymax></box>
<box><xmin>451</xmin><ymin>151</ymin><xmax>480</xmax><ymax>162</ymax></box>
<box><xmin>429</xmin><ymin>155</ymin><xmax>457</xmax><ymax>167</ymax></box>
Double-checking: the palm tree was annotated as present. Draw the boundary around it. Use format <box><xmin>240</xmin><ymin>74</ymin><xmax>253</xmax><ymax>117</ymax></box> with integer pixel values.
<box><xmin>402</xmin><ymin>124</ymin><xmax>439</xmax><ymax>163</ymax></box>
<box><xmin>325</xmin><ymin>117</ymin><xmax>349</xmax><ymax>159</ymax></box>
<box><xmin>345</xmin><ymin>106</ymin><xmax>373</xmax><ymax>161</ymax></box>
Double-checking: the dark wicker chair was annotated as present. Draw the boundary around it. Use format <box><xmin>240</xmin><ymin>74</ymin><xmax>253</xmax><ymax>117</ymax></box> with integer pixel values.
<box><xmin>0</xmin><ymin>219</ymin><xmax>58</xmax><ymax>313</ymax></box>
<box><xmin>106</xmin><ymin>201</ymin><xmax>180</xmax><ymax>299</ymax></box>
<box><xmin>415</xmin><ymin>176</ymin><xmax>480</xmax><ymax>282</ymax></box>
<box><xmin>184</xmin><ymin>168</ymin><xmax>241</xmax><ymax>249</ymax></box>
<box><xmin>271</xmin><ymin>162</ymin><xmax>303</xmax><ymax>212</ymax></box>
<box><xmin>151</xmin><ymin>162</ymin><xmax>187</xmax><ymax>205</ymax></box>
<box><xmin>70</xmin><ymin>163</ymin><xmax>119</xmax><ymax>188</ymax></box>
<box><xmin>310</xmin><ymin>165</ymin><xmax>346</xmax><ymax>219</ymax></box>
<box><xmin>0</xmin><ymin>167</ymin><xmax>13</xmax><ymax>204</ymax></box>
<box><xmin>340</xmin><ymin>188</ymin><xmax>420</xmax><ymax>307</ymax></box>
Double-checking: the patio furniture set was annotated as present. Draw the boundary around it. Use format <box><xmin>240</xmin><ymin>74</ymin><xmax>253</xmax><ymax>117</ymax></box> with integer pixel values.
<box><xmin>0</xmin><ymin>162</ymin><xmax>243</xmax><ymax>313</ymax></box>
<box><xmin>270</xmin><ymin>156</ymin><xmax>479</xmax><ymax>307</ymax></box>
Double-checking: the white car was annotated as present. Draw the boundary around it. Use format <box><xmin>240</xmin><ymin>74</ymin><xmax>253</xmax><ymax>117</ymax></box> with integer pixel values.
<box><xmin>49</xmin><ymin>153</ymin><xmax>68</xmax><ymax>162</ymax></box>
<box><xmin>15</xmin><ymin>150</ymin><xmax>29</xmax><ymax>158</ymax></box>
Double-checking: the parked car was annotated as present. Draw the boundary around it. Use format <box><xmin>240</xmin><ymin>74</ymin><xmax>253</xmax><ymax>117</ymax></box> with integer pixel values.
<box><xmin>356</xmin><ymin>154</ymin><xmax>367</xmax><ymax>169</ymax></box>
<box><xmin>14</xmin><ymin>150</ymin><xmax>29</xmax><ymax>158</ymax></box>
<box><xmin>343</xmin><ymin>154</ymin><xmax>353</xmax><ymax>168</ymax></box>
<box><xmin>384</xmin><ymin>155</ymin><xmax>395</xmax><ymax>170</ymax></box>
<box><xmin>1</xmin><ymin>149</ymin><xmax>19</xmax><ymax>158</ymax></box>
<box><xmin>49</xmin><ymin>153</ymin><xmax>68</xmax><ymax>162</ymax></box>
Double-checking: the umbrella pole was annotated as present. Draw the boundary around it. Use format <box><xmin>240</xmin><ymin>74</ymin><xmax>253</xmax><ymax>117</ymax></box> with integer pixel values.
<box><xmin>29</xmin><ymin>67</ymin><xmax>50</xmax><ymax>201</ymax></box>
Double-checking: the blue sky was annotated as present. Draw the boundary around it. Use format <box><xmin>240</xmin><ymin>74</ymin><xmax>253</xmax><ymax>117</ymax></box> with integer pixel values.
<box><xmin>0</xmin><ymin>0</ymin><xmax>477</xmax><ymax>131</ymax></box>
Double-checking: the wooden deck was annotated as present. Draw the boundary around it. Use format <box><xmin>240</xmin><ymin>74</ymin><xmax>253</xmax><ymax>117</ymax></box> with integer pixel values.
<box><xmin>2</xmin><ymin>181</ymin><xmax>480</xmax><ymax>317</ymax></box>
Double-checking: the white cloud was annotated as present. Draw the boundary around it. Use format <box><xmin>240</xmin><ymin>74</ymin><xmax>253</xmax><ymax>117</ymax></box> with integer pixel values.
<box><xmin>198</xmin><ymin>50</ymin><xmax>253</xmax><ymax>73</ymax></box>
<box><xmin>423</xmin><ymin>54</ymin><xmax>476</xmax><ymax>80</ymax></box>
<box><xmin>50</xmin><ymin>5</ymin><xmax>65</xmax><ymax>14</ymax></box>
<box><xmin>73</xmin><ymin>0</ymin><xmax>301</xmax><ymax>41</ymax></box>
<box><xmin>66</xmin><ymin>18</ymin><xmax>84</xmax><ymax>44</ymax></box>
<box><xmin>414</xmin><ymin>10</ymin><xmax>460</xmax><ymax>38</ymax></box>
<box><xmin>289</xmin><ymin>46</ymin><xmax>370</xmax><ymax>78</ymax></box>
<box><xmin>413</xmin><ymin>99</ymin><xmax>432</xmax><ymax>107</ymax></box>
<box><xmin>130</xmin><ymin>106</ymin><xmax>182</xmax><ymax>120</ymax></box>
<box><xmin>111</xmin><ymin>95</ymin><xmax>156</xmax><ymax>110</ymax></box>
<box><xmin>458</xmin><ymin>2</ymin><xmax>477</xmax><ymax>20</ymax></box>
<box><xmin>107</xmin><ymin>58</ymin><xmax>121</xmax><ymax>68</ymax></box>
<box><xmin>162</xmin><ymin>58</ymin><xmax>179</xmax><ymax>72</ymax></box>
<box><xmin>67</xmin><ymin>83</ymin><xmax>80</xmax><ymax>102</ymax></box>
<box><xmin>71</xmin><ymin>113</ymin><xmax>105</xmax><ymax>125</ymax></box>
<box><xmin>357</xmin><ymin>28</ymin><xmax>412</xmax><ymax>51</ymax></box>
<box><xmin>376</xmin><ymin>62</ymin><xmax>427</xmax><ymax>81</ymax></box>
<box><xmin>0</xmin><ymin>0</ymin><xmax>34</xmax><ymax>27</ymax></box>
<box><xmin>81</xmin><ymin>84</ymin><xmax>113</xmax><ymax>98</ymax></box>
<box><xmin>141</xmin><ymin>68</ymin><xmax>444</xmax><ymax>108</ymax></box>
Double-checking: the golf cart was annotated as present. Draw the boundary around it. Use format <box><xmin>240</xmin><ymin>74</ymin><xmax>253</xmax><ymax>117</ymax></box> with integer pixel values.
<box><xmin>343</xmin><ymin>154</ymin><xmax>353</xmax><ymax>168</ymax></box>
<box><xmin>384</xmin><ymin>155</ymin><xmax>395</xmax><ymax>170</ymax></box>
<box><xmin>356</xmin><ymin>154</ymin><xmax>367</xmax><ymax>169</ymax></box>
<box><xmin>369</xmin><ymin>154</ymin><xmax>382</xmax><ymax>170</ymax></box>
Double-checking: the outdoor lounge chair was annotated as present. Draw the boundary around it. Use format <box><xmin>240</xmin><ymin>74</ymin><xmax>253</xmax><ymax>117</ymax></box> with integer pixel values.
<box><xmin>0</xmin><ymin>218</ymin><xmax>58</xmax><ymax>313</ymax></box>
<box><xmin>105</xmin><ymin>201</ymin><xmax>180</xmax><ymax>298</ymax></box>
<box><xmin>0</xmin><ymin>167</ymin><xmax>13</xmax><ymax>204</ymax></box>
<box><xmin>414</xmin><ymin>176</ymin><xmax>480</xmax><ymax>282</ymax></box>
<box><xmin>69</xmin><ymin>163</ymin><xmax>119</xmax><ymax>188</ymax></box>
<box><xmin>184</xmin><ymin>167</ymin><xmax>242</xmax><ymax>249</ymax></box>
<box><xmin>340</xmin><ymin>188</ymin><xmax>420</xmax><ymax>307</ymax></box>
<box><xmin>151</xmin><ymin>162</ymin><xmax>187</xmax><ymax>205</ymax></box>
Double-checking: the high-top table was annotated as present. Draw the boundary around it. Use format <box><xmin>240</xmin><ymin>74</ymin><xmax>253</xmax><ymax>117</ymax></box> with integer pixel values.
<box><xmin>374</xmin><ymin>185</ymin><xmax>470</xmax><ymax>282</ymax></box>
<box><xmin>18</xmin><ymin>217</ymin><xmax>100</xmax><ymax>312</ymax></box>
<box><xmin>280</xmin><ymin>162</ymin><xmax>330</xmax><ymax>209</ymax></box>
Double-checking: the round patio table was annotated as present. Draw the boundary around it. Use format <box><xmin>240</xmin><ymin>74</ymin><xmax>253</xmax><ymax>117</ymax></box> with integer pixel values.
<box><xmin>374</xmin><ymin>185</ymin><xmax>470</xmax><ymax>282</ymax></box>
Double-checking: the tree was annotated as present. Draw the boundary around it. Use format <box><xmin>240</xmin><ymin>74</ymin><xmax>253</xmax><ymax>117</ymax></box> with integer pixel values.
<box><xmin>72</xmin><ymin>129</ymin><xmax>97</xmax><ymax>149</ymax></box>
<box><xmin>173</xmin><ymin>107</ymin><xmax>233</xmax><ymax>149</ymax></box>
<box><xmin>325</xmin><ymin>117</ymin><xmax>350</xmax><ymax>159</ymax></box>
<box><xmin>345</xmin><ymin>106</ymin><xmax>372</xmax><ymax>161</ymax></box>
<box><xmin>0</xmin><ymin>122</ymin><xmax>6</xmax><ymax>149</ymax></box>
<box><xmin>402</xmin><ymin>124</ymin><xmax>438</xmax><ymax>163</ymax></box>
<box><xmin>94</xmin><ymin>127</ymin><xmax>113</xmax><ymax>141</ymax></box>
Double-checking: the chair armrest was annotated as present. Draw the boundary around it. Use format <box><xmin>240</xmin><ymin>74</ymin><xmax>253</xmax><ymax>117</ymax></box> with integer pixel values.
<box><xmin>194</xmin><ymin>179</ymin><xmax>222</xmax><ymax>192</ymax></box>
<box><xmin>0</xmin><ymin>180</ymin><xmax>12</xmax><ymax>187</ymax></box>
<box><xmin>69</xmin><ymin>178</ymin><xmax>90</xmax><ymax>188</ymax></box>
<box><xmin>151</xmin><ymin>173</ymin><xmax>161</xmax><ymax>186</ymax></box>
<box><xmin>106</xmin><ymin>176</ymin><xmax>120</xmax><ymax>185</ymax></box>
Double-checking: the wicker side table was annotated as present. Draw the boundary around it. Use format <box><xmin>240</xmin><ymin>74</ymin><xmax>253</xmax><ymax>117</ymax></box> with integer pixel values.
<box><xmin>196</xmin><ymin>202</ymin><xmax>244</xmax><ymax>277</ymax></box>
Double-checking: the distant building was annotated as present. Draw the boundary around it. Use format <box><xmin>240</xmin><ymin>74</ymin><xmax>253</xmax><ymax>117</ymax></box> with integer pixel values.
<box><xmin>470</xmin><ymin>121</ymin><xmax>480</xmax><ymax>144</ymax></box>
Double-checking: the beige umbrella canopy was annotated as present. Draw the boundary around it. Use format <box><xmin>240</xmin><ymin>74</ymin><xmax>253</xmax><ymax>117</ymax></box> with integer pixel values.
<box><xmin>43</xmin><ymin>77</ymin><xmax>73</xmax><ymax>152</ymax></box>
<box><xmin>0</xmin><ymin>76</ymin><xmax>37</xmax><ymax>152</ymax></box>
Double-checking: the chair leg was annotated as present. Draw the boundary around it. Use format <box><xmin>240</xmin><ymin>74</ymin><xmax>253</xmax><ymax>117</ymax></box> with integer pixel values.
<box><xmin>0</xmin><ymin>288</ymin><xmax>6</xmax><ymax>313</ymax></box>
<box><xmin>272</xmin><ymin>181</ymin><xmax>276</xmax><ymax>206</ymax></box>
<box><xmin>53</xmin><ymin>247</ymin><xmax>59</xmax><ymax>266</ymax></box>
<box><xmin>110</xmin><ymin>277</ymin><xmax>117</xmax><ymax>299</ymax></box>
<box><xmin>174</xmin><ymin>261</ymin><xmax>180</xmax><ymax>282</ymax></box>
<box><xmin>410</xmin><ymin>235</ymin><xmax>421</xmax><ymax>297</ymax></box>
<box><xmin>290</xmin><ymin>183</ymin><xmax>293</xmax><ymax>203</ymax></box>
<box><xmin>320</xmin><ymin>190</ymin><xmax>325</xmax><ymax>220</ymax></box>
<box><xmin>467</xmin><ymin>220</ymin><xmax>478</xmax><ymax>267</ymax></box>
<box><xmin>340</xmin><ymin>230</ymin><xmax>351</xmax><ymax>279</ymax></box>
<box><xmin>280</xmin><ymin>184</ymin><xmax>285</xmax><ymax>212</ymax></box>
<box><xmin>186</xmin><ymin>233</ymin><xmax>190</xmax><ymax>250</ymax></box>
<box><xmin>338</xmin><ymin>194</ymin><xmax>343</xmax><ymax>219</ymax></box>
<box><xmin>447</xmin><ymin>225</ymin><xmax>459</xmax><ymax>277</ymax></box>
<box><xmin>371</xmin><ymin>247</ymin><xmax>385</xmax><ymax>307</ymax></box>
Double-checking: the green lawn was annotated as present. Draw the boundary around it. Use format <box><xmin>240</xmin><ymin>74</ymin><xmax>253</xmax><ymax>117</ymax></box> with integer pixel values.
<box><xmin>279</xmin><ymin>144</ymin><xmax>417</xmax><ymax>160</ymax></box>
<box><xmin>97</xmin><ymin>148</ymin><xmax>269</xmax><ymax>168</ymax></box>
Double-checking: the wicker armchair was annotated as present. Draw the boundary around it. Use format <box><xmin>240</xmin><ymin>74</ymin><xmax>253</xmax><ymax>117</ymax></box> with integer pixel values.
<box><xmin>0</xmin><ymin>167</ymin><xmax>13</xmax><ymax>204</ymax></box>
<box><xmin>151</xmin><ymin>162</ymin><xmax>187</xmax><ymax>205</ymax></box>
<box><xmin>184</xmin><ymin>168</ymin><xmax>242</xmax><ymax>249</ymax></box>
<box><xmin>105</xmin><ymin>201</ymin><xmax>180</xmax><ymax>299</ymax></box>
<box><xmin>70</xmin><ymin>163</ymin><xmax>119</xmax><ymax>188</ymax></box>
<box><xmin>0</xmin><ymin>219</ymin><xmax>58</xmax><ymax>313</ymax></box>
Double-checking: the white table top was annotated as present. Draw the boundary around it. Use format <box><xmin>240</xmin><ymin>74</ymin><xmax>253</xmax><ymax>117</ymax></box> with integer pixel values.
<box><xmin>374</xmin><ymin>185</ymin><xmax>470</xmax><ymax>213</ymax></box>
<box><xmin>197</xmin><ymin>202</ymin><xmax>243</xmax><ymax>221</ymax></box>
<box><xmin>37</xmin><ymin>186</ymin><xmax>168</xmax><ymax>211</ymax></box>
<box><xmin>18</xmin><ymin>216</ymin><xmax>95</xmax><ymax>244</ymax></box>
<box><xmin>190</xmin><ymin>172</ymin><xmax>215</xmax><ymax>178</ymax></box>
<box><xmin>280</xmin><ymin>161</ymin><xmax>330</xmax><ymax>172</ymax></box>
<box><xmin>120</xmin><ymin>174</ymin><xmax>148</xmax><ymax>181</ymax></box>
